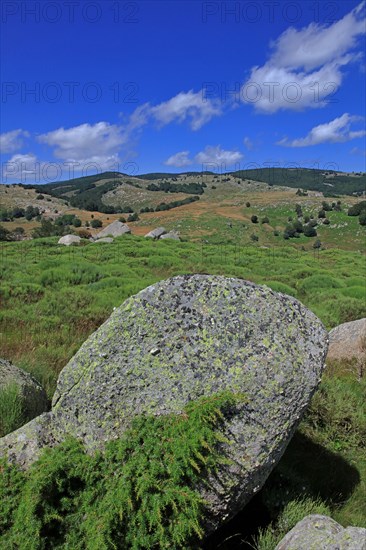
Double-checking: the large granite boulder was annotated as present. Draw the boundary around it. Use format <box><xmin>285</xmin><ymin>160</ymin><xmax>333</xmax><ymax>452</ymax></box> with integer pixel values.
<box><xmin>0</xmin><ymin>358</ymin><xmax>48</xmax><ymax>428</ymax></box>
<box><xmin>275</xmin><ymin>515</ymin><xmax>366</xmax><ymax>550</ymax></box>
<box><xmin>58</xmin><ymin>234</ymin><xmax>81</xmax><ymax>246</ymax></box>
<box><xmin>0</xmin><ymin>275</ymin><xmax>327</xmax><ymax>534</ymax></box>
<box><xmin>327</xmin><ymin>318</ymin><xmax>366</xmax><ymax>362</ymax></box>
<box><xmin>95</xmin><ymin>221</ymin><xmax>131</xmax><ymax>238</ymax></box>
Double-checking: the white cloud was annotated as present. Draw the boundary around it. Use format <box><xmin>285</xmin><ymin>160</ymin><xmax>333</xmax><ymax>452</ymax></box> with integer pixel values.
<box><xmin>164</xmin><ymin>151</ymin><xmax>192</xmax><ymax>167</ymax></box>
<box><xmin>242</xmin><ymin>2</ymin><xmax>365</xmax><ymax>113</ymax></box>
<box><xmin>277</xmin><ymin>113</ymin><xmax>366</xmax><ymax>147</ymax></box>
<box><xmin>37</xmin><ymin>122</ymin><xmax>126</xmax><ymax>169</ymax></box>
<box><xmin>151</xmin><ymin>90</ymin><xmax>222</xmax><ymax>130</ymax></box>
<box><xmin>1</xmin><ymin>153</ymin><xmax>42</xmax><ymax>183</ymax></box>
<box><xmin>194</xmin><ymin>145</ymin><xmax>243</xmax><ymax>165</ymax></box>
<box><xmin>0</xmin><ymin>129</ymin><xmax>29</xmax><ymax>153</ymax></box>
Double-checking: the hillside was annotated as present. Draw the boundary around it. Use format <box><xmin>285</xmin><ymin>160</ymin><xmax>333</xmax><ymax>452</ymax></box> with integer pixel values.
<box><xmin>231</xmin><ymin>168</ymin><xmax>366</xmax><ymax>196</ymax></box>
<box><xmin>1</xmin><ymin>170</ymin><xmax>365</xmax><ymax>252</ymax></box>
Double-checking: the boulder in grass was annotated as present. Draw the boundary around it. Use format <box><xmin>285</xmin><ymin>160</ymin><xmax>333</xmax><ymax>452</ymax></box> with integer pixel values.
<box><xmin>160</xmin><ymin>231</ymin><xmax>180</xmax><ymax>241</ymax></box>
<box><xmin>95</xmin><ymin>221</ymin><xmax>131</xmax><ymax>238</ymax></box>
<box><xmin>144</xmin><ymin>227</ymin><xmax>166</xmax><ymax>239</ymax></box>
<box><xmin>327</xmin><ymin>318</ymin><xmax>366</xmax><ymax>362</ymax></box>
<box><xmin>58</xmin><ymin>235</ymin><xmax>81</xmax><ymax>246</ymax></box>
<box><xmin>0</xmin><ymin>275</ymin><xmax>328</xmax><ymax>538</ymax></box>
<box><xmin>275</xmin><ymin>515</ymin><xmax>366</xmax><ymax>550</ymax></box>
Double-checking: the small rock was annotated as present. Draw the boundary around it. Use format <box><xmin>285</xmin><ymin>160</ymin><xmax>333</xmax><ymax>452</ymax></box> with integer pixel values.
<box><xmin>275</xmin><ymin>514</ymin><xmax>366</xmax><ymax>550</ymax></box>
<box><xmin>95</xmin><ymin>221</ymin><xmax>131</xmax><ymax>239</ymax></box>
<box><xmin>58</xmin><ymin>235</ymin><xmax>81</xmax><ymax>246</ymax></box>
<box><xmin>145</xmin><ymin>227</ymin><xmax>167</xmax><ymax>239</ymax></box>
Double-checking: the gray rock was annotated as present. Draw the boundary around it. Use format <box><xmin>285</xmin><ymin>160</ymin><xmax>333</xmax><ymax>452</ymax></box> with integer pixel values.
<box><xmin>95</xmin><ymin>221</ymin><xmax>131</xmax><ymax>238</ymax></box>
<box><xmin>0</xmin><ymin>275</ymin><xmax>327</xmax><ymax>534</ymax></box>
<box><xmin>145</xmin><ymin>226</ymin><xmax>166</xmax><ymax>239</ymax></box>
<box><xmin>160</xmin><ymin>231</ymin><xmax>180</xmax><ymax>241</ymax></box>
<box><xmin>58</xmin><ymin>234</ymin><xmax>81</xmax><ymax>246</ymax></box>
<box><xmin>328</xmin><ymin>318</ymin><xmax>366</xmax><ymax>362</ymax></box>
<box><xmin>92</xmin><ymin>237</ymin><xmax>114</xmax><ymax>244</ymax></box>
<box><xmin>0</xmin><ymin>358</ymin><xmax>48</xmax><ymax>424</ymax></box>
<box><xmin>275</xmin><ymin>514</ymin><xmax>366</xmax><ymax>550</ymax></box>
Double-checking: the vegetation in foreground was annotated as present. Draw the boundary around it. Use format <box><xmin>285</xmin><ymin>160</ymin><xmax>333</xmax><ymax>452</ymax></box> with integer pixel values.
<box><xmin>0</xmin><ymin>392</ymin><xmax>242</xmax><ymax>549</ymax></box>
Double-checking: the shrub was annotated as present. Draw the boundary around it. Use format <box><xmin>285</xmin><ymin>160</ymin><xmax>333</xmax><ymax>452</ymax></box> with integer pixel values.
<box><xmin>0</xmin><ymin>225</ymin><xmax>11</xmax><ymax>241</ymax></box>
<box><xmin>36</xmin><ymin>194</ymin><xmax>44</xmax><ymax>200</ymax></box>
<box><xmin>303</xmin><ymin>225</ymin><xmax>317</xmax><ymax>237</ymax></box>
<box><xmin>119</xmin><ymin>216</ymin><xmax>127</xmax><ymax>223</ymax></box>
<box><xmin>250</xmin><ymin>233</ymin><xmax>259</xmax><ymax>241</ymax></box>
<box><xmin>77</xmin><ymin>229</ymin><xmax>92</xmax><ymax>239</ymax></box>
<box><xmin>323</xmin><ymin>218</ymin><xmax>330</xmax><ymax>225</ymax></box>
<box><xmin>0</xmin><ymin>392</ymin><xmax>243</xmax><ymax>549</ymax></box>
<box><xmin>348</xmin><ymin>201</ymin><xmax>366</xmax><ymax>216</ymax></box>
<box><xmin>251</xmin><ymin>215</ymin><xmax>258</xmax><ymax>223</ymax></box>
<box><xmin>322</xmin><ymin>201</ymin><xmax>331</xmax><ymax>211</ymax></box>
<box><xmin>246</xmin><ymin>202</ymin><xmax>251</xmax><ymax>207</ymax></box>
<box><xmin>127</xmin><ymin>212</ymin><xmax>139</xmax><ymax>222</ymax></box>
<box><xmin>261</xmin><ymin>216</ymin><xmax>270</xmax><ymax>224</ymax></box>
<box><xmin>293</xmin><ymin>220</ymin><xmax>303</xmax><ymax>233</ymax></box>
<box><xmin>359</xmin><ymin>211</ymin><xmax>366</xmax><ymax>226</ymax></box>
<box><xmin>90</xmin><ymin>219</ymin><xmax>102</xmax><ymax>228</ymax></box>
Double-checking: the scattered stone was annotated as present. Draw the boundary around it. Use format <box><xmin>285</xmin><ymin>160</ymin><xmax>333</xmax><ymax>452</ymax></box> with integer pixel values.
<box><xmin>160</xmin><ymin>231</ymin><xmax>180</xmax><ymax>241</ymax></box>
<box><xmin>58</xmin><ymin>235</ymin><xmax>81</xmax><ymax>246</ymax></box>
<box><xmin>95</xmin><ymin>221</ymin><xmax>131</xmax><ymax>238</ymax></box>
<box><xmin>145</xmin><ymin>227</ymin><xmax>167</xmax><ymax>239</ymax></box>
<box><xmin>275</xmin><ymin>514</ymin><xmax>366</xmax><ymax>550</ymax></box>
<box><xmin>0</xmin><ymin>358</ymin><xmax>48</xmax><ymax>422</ymax></box>
<box><xmin>0</xmin><ymin>275</ymin><xmax>327</xmax><ymax>536</ymax></box>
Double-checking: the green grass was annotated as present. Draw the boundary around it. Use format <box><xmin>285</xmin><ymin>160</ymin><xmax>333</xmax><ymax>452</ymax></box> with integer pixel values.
<box><xmin>0</xmin><ymin>236</ymin><xmax>365</xmax><ymax>396</ymax></box>
<box><xmin>0</xmin><ymin>391</ymin><xmax>243</xmax><ymax>549</ymax></box>
<box><xmin>0</xmin><ymin>383</ymin><xmax>25</xmax><ymax>438</ymax></box>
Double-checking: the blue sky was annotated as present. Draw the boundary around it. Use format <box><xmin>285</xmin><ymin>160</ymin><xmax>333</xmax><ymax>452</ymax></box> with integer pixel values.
<box><xmin>0</xmin><ymin>0</ymin><xmax>365</xmax><ymax>183</ymax></box>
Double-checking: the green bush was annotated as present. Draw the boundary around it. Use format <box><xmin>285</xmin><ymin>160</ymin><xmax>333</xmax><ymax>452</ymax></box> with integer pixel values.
<box><xmin>90</xmin><ymin>219</ymin><xmax>103</xmax><ymax>228</ymax></box>
<box><xmin>0</xmin><ymin>392</ymin><xmax>243</xmax><ymax>549</ymax></box>
<box><xmin>348</xmin><ymin>201</ymin><xmax>366</xmax><ymax>216</ymax></box>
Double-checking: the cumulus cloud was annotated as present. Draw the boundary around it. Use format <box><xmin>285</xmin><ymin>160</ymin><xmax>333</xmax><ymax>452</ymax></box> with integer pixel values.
<box><xmin>1</xmin><ymin>153</ymin><xmax>43</xmax><ymax>183</ymax></box>
<box><xmin>37</xmin><ymin>122</ymin><xmax>126</xmax><ymax>169</ymax></box>
<box><xmin>0</xmin><ymin>129</ymin><xmax>29</xmax><ymax>153</ymax></box>
<box><xmin>194</xmin><ymin>145</ymin><xmax>243</xmax><ymax>165</ymax></box>
<box><xmin>151</xmin><ymin>90</ymin><xmax>222</xmax><ymax>130</ymax></box>
<box><xmin>164</xmin><ymin>150</ymin><xmax>192</xmax><ymax>167</ymax></box>
<box><xmin>277</xmin><ymin>113</ymin><xmax>366</xmax><ymax>147</ymax></box>
<box><xmin>242</xmin><ymin>2</ymin><xmax>365</xmax><ymax>112</ymax></box>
